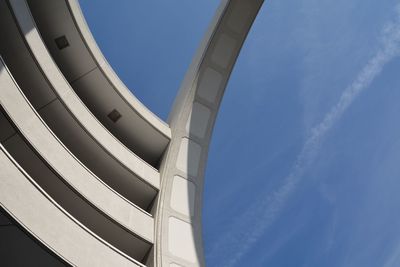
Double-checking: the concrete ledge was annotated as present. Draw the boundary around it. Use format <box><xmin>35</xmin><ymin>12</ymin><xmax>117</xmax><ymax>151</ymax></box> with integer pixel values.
<box><xmin>0</xmin><ymin>145</ymin><xmax>143</xmax><ymax>267</ymax></box>
<box><xmin>25</xmin><ymin>0</ymin><xmax>171</xmax><ymax>167</ymax></box>
<box><xmin>0</xmin><ymin>58</ymin><xmax>154</xmax><ymax>244</ymax></box>
<box><xmin>67</xmin><ymin>0</ymin><xmax>171</xmax><ymax>138</ymax></box>
<box><xmin>9</xmin><ymin>0</ymin><xmax>160</xmax><ymax>188</ymax></box>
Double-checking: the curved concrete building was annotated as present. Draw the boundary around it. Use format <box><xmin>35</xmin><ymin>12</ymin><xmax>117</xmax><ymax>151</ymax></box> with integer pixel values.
<box><xmin>0</xmin><ymin>0</ymin><xmax>264</xmax><ymax>266</ymax></box>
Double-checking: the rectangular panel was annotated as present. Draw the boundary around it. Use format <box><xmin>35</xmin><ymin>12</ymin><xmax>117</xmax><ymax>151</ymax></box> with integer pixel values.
<box><xmin>170</xmin><ymin>176</ymin><xmax>196</xmax><ymax>217</ymax></box>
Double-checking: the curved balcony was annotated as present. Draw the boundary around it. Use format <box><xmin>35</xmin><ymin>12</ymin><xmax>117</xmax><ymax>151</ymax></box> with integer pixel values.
<box><xmin>26</xmin><ymin>0</ymin><xmax>171</xmax><ymax>167</ymax></box>
<box><xmin>0</xmin><ymin>144</ymin><xmax>145</xmax><ymax>266</ymax></box>
<box><xmin>0</xmin><ymin>56</ymin><xmax>153</xmax><ymax>252</ymax></box>
<box><xmin>0</xmin><ymin>207</ymin><xmax>69</xmax><ymax>266</ymax></box>
<box><xmin>0</xmin><ymin>0</ymin><xmax>159</xmax><ymax>212</ymax></box>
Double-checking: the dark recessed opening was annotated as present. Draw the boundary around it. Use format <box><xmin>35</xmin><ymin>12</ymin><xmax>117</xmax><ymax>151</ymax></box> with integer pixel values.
<box><xmin>54</xmin><ymin>35</ymin><xmax>69</xmax><ymax>50</ymax></box>
<box><xmin>107</xmin><ymin>109</ymin><xmax>122</xmax><ymax>123</ymax></box>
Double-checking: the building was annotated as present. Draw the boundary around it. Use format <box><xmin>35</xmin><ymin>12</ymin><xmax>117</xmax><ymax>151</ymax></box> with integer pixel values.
<box><xmin>0</xmin><ymin>0</ymin><xmax>264</xmax><ymax>266</ymax></box>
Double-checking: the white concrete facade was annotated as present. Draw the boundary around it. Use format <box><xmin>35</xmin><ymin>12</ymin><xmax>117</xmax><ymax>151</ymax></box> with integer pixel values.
<box><xmin>0</xmin><ymin>0</ymin><xmax>264</xmax><ymax>266</ymax></box>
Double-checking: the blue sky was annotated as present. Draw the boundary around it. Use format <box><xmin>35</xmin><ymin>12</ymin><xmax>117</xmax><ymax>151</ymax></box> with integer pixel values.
<box><xmin>80</xmin><ymin>1</ymin><xmax>400</xmax><ymax>266</ymax></box>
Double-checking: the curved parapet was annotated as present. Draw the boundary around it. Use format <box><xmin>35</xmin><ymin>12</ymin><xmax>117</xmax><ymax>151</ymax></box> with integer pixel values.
<box><xmin>0</xmin><ymin>57</ymin><xmax>153</xmax><ymax>253</ymax></box>
<box><xmin>0</xmin><ymin>145</ymin><xmax>143</xmax><ymax>267</ymax></box>
<box><xmin>0</xmin><ymin>208</ymin><xmax>67</xmax><ymax>266</ymax></box>
<box><xmin>25</xmin><ymin>0</ymin><xmax>171</xmax><ymax>167</ymax></box>
<box><xmin>155</xmin><ymin>0</ymin><xmax>264</xmax><ymax>266</ymax></box>
<box><xmin>4</xmin><ymin>0</ymin><xmax>160</xmax><ymax>191</ymax></box>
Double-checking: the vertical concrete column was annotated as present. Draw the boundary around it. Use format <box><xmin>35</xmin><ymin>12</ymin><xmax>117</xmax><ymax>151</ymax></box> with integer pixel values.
<box><xmin>155</xmin><ymin>0</ymin><xmax>264</xmax><ymax>266</ymax></box>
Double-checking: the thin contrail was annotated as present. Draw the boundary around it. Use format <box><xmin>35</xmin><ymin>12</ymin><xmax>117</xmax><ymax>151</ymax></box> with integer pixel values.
<box><xmin>208</xmin><ymin>5</ymin><xmax>400</xmax><ymax>267</ymax></box>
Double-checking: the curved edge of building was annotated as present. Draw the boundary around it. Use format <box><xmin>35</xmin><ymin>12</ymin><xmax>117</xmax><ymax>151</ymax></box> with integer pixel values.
<box><xmin>0</xmin><ymin>57</ymin><xmax>154</xmax><ymax>243</ymax></box>
<box><xmin>0</xmin><ymin>144</ymin><xmax>144</xmax><ymax>267</ymax></box>
<box><xmin>155</xmin><ymin>0</ymin><xmax>264</xmax><ymax>266</ymax></box>
<box><xmin>66</xmin><ymin>0</ymin><xmax>171</xmax><ymax>138</ymax></box>
<box><xmin>25</xmin><ymin>0</ymin><xmax>171</xmax><ymax>167</ymax></box>
<box><xmin>7</xmin><ymin>0</ymin><xmax>161</xmax><ymax>188</ymax></box>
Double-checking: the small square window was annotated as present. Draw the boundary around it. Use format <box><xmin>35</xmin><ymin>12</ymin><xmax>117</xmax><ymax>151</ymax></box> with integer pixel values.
<box><xmin>108</xmin><ymin>109</ymin><xmax>122</xmax><ymax>123</ymax></box>
<box><xmin>55</xmin><ymin>35</ymin><xmax>69</xmax><ymax>50</ymax></box>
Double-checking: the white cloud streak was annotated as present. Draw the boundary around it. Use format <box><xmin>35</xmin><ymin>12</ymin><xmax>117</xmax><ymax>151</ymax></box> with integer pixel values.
<box><xmin>384</xmin><ymin>243</ymin><xmax>400</xmax><ymax>267</ymax></box>
<box><xmin>208</xmin><ymin>5</ymin><xmax>400</xmax><ymax>266</ymax></box>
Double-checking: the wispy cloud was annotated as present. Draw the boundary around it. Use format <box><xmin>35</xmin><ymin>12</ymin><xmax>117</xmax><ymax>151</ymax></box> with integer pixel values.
<box><xmin>208</xmin><ymin>5</ymin><xmax>400</xmax><ymax>266</ymax></box>
<box><xmin>383</xmin><ymin>243</ymin><xmax>400</xmax><ymax>267</ymax></box>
